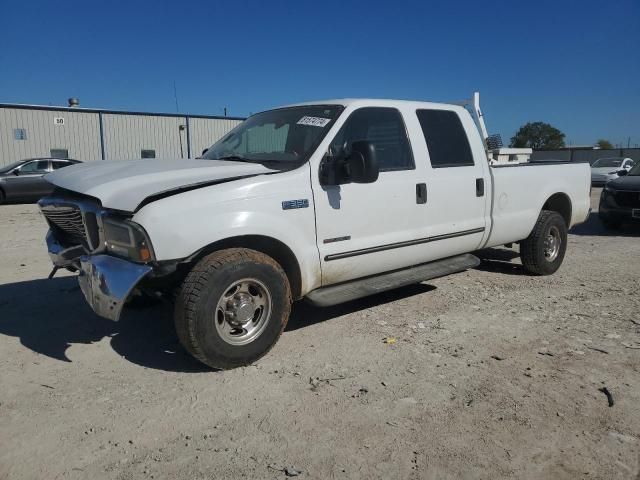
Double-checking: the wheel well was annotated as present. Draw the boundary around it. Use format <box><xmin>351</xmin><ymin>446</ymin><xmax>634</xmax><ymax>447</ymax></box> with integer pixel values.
<box><xmin>190</xmin><ymin>235</ymin><xmax>303</xmax><ymax>300</ymax></box>
<box><xmin>543</xmin><ymin>193</ymin><xmax>572</xmax><ymax>227</ymax></box>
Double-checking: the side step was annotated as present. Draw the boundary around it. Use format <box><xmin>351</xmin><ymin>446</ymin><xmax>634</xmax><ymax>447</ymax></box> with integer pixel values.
<box><xmin>306</xmin><ymin>253</ymin><xmax>480</xmax><ymax>307</ymax></box>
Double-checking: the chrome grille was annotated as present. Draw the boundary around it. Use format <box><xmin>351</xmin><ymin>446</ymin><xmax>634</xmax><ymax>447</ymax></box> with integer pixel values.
<box><xmin>42</xmin><ymin>206</ymin><xmax>87</xmax><ymax>240</ymax></box>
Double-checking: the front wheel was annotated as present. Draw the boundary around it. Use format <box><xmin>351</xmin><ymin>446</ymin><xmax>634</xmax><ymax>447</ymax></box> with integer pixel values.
<box><xmin>174</xmin><ymin>248</ymin><xmax>291</xmax><ymax>369</ymax></box>
<box><xmin>520</xmin><ymin>210</ymin><xmax>567</xmax><ymax>276</ymax></box>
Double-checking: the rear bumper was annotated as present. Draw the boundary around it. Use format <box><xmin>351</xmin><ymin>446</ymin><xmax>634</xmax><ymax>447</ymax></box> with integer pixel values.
<box><xmin>77</xmin><ymin>255</ymin><xmax>153</xmax><ymax>321</ymax></box>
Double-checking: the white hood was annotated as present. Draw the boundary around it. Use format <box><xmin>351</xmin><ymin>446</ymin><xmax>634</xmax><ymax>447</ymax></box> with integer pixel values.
<box><xmin>45</xmin><ymin>159</ymin><xmax>273</xmax><ymax>211</ymax></box>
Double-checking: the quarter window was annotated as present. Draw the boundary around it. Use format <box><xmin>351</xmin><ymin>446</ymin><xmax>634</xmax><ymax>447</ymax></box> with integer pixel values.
<box><xmin>416</xmin><ymin>109</ymin><xmax>474</xmax><ymax>168</ymax></box>
<box><xmin>330</xmin><ymin>107</ymin><xmax>414</xmax><ymax>172</ymax></box>
<box><xmin>52</xmin><ymin>160</ymin><xmax>72</xmax><ymax>170</ymax></box>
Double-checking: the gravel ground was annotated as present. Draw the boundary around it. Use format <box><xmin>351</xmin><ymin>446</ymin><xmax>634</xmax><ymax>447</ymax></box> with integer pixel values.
<box><xmin>0</xmin><ymin>188</ymin><xmax>639</xmax><ymax>480</ymax></box>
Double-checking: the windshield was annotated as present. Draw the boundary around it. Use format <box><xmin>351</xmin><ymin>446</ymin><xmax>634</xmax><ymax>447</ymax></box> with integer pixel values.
<box><xmin>0</xmin><ymin>160</ymin><xmax>29</xmax><ymax>174</ymax></box>
<box><xmin>203</xmin><ymin>105</ymin><xmax>343</xmax><ymax>167</ymax></box>
<box><xmin>592</xmin><ymin>158</ymin><xmax>623</xmax><ymax>168</ymax></box>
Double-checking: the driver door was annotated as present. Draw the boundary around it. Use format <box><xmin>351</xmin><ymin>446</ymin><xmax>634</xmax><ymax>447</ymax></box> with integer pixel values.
<box><xmin>4</xmin><ymin>160</ymin><xmax>51</xmax><ymax>200</ymax></box>
<box><xmin>312</xmin><ymin>107</ymin><xmax>427</xmax><ymax>285</ymax></box>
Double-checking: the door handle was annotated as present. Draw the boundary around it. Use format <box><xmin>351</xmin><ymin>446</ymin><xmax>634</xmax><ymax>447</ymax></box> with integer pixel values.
<box><xmin>476</xmin><ymin>178</ymin><xmax>484</xmax><ymax>197</ymax></box>
<box><xmin>416</xmin><ymin>183</ymin><xmax>427</xmax><ymax>204</ymax></box>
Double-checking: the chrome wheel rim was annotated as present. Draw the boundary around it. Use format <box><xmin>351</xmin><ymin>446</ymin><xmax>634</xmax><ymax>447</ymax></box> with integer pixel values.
<box><xmin>543</xmin><ymin>226</ymin><xmax>561</xmax><ymax>262</ymax></box>
<box><xmin>214</xmin><ymin>278</ymin><xmax>272</xmax><ymax>346</ymax></box>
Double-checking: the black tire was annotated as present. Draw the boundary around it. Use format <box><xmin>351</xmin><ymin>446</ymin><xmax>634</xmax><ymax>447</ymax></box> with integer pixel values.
<box><xmin>599</xmin><ymin>213</ymin><xmax>621</xmax><ymax>230</ymax></box>
<box><xmin>0</xmin><ymin>189</ymin><xmax>5</xmax><ymax>204</ymax></box>
<box><xmin>174</xmin><ymin>248</ymin><xmax>291</xmax><ymax>369</ymax></box>
<box><xmin>520</xmin><ymin>210</ymin><xmax>567</xmax><ymax>276</ymax></box>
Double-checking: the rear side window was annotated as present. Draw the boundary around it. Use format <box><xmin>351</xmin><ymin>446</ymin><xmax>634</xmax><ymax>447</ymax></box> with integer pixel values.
<box><xmin>416</xmin><ymin>109</ymin><xmax>474</xmax><ymax>168</ymax></box>
<box><xmin>52</xmin><ymin>160</ymin><xmax>71</xmax><ymax>170</ymax></box>
<box><xmin>330</xmin><ymin>107</ymin><xmax>414</xmax><ymax>172</ymax></box>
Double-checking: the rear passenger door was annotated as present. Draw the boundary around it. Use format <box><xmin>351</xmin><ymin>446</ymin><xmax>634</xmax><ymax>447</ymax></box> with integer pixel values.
<box><xmin>413</xmin><ymin>108</ymin><xmax>489</xmax><ymax>259</ymax></box>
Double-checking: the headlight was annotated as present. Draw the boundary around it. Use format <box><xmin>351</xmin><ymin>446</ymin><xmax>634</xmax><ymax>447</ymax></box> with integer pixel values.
<box><xmin>103</xmin><ymin>218</ymin><xmax>154</xmax><ymax>263</ymax></box>
<box><xmin>604</xmin><ymin>185</ymin><xmax>616</xmax><ymax>193</ymax></box>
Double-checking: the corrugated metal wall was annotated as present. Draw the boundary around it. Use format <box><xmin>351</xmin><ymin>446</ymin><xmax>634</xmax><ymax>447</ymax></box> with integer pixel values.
<box><xmin>189</xmin><ymin>117</ymin><xmax>242</xmax><ymax>158</ymax></box>
<box><xmin>0</xmin><ymin>105</ymin><xmax>245</xmax><ymax>167</ymax></box>
<box><xmin>102</xmin><ymin>114</ymin><xmax>187</xmax><ymax>160</ymax></box>
<box><xmin>0</xmin><ymin>107</ymin><xmax>102</xmax><ymax>165</ymax></box>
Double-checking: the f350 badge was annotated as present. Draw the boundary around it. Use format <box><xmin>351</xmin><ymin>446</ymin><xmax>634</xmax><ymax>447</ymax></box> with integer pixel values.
<box><xmin>282</xmin><ymin>199</ymin><xmax>309</xmax><ymax>210</ymax></box>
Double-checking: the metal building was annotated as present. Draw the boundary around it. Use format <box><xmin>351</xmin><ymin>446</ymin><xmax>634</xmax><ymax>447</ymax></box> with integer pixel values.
<box><xmin>0</xmin><ymin>103</ymin><xmax>244</xmax><ymax>168</ymax></box>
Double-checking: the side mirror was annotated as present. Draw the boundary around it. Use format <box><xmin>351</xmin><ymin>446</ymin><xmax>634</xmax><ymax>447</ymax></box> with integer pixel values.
<box><xmin>346</xmin><ymin>141</ymin><xmax>379</xmax><ymax>184</ymax></box>
<box><xmin>201</xmin><ymin>148</ymin><xmax>209</xmax><ymax>156</ymax></box>
<box><xmin>618</xmin><ymin>169</ymin><xmax>628</xmax><ymax>176</ymax></box>
<box><xmin>319</xmin><ymin>141</ymin><xmax>379</xmax><ymax>186</ymax></box>
<box><xmin>12</xmin><ymin>169</ymin><xmax>20</xmax><ymax>176</ymax></box>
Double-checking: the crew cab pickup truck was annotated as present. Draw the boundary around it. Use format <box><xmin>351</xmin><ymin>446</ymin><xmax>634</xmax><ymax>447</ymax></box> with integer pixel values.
<box><xmin>39</xmin><ymin>95</ymin><xmax>591</xmax><ymax>369</ymax></box>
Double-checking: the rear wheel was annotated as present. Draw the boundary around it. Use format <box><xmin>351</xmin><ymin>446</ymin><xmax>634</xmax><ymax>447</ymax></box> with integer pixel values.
<box><xmin>520</xmin><ymin>210</ymin><xmax>567</xmax><ymax>275</ymax></box>
<box><xmin>174</xmin><ymin>248</ymin><xmax>291</xmax><ymax>369</ymax></box>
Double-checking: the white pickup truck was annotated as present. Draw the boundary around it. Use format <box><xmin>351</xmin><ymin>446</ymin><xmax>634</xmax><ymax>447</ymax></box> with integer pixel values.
<box><xmin>39</xmin><ymin>94</ymin><xmax>591</xmax><ymax>369</ymax></box>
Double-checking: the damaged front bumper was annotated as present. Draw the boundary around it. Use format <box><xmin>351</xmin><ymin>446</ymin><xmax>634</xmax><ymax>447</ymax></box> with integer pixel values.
<box><xmin>77</xmin><ymin>255</ymin><xmax>153</xmax><ymax>321</ymax></box>
<box><xmin>46</xmin><ymin>230</ymin><xmax>152</xmax><ymax>321</ymax></box>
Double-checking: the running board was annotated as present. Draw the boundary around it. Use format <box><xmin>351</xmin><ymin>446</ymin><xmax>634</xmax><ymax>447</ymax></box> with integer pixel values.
<box><xmin>306</xmin><ymin>254</ymin><xmax>480</xmax><ymax>307</ymax></box>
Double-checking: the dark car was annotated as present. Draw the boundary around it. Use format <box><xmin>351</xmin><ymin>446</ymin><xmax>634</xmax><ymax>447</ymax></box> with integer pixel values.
<box><xmin>0</xmin><ymin>158</ymin><xmax>81</xmax><ymax>204</ymax></box>
<box><xmin>599</xmin><ymin>162</ymin><xmax>640</xmax><ymax>229</ymax></box>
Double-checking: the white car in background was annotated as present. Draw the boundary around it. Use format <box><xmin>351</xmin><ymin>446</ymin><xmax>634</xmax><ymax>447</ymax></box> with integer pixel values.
<box><xmin>591</xmin><ymin>157</ymin><xmax>635</xmax><ymax>185</ymax></box>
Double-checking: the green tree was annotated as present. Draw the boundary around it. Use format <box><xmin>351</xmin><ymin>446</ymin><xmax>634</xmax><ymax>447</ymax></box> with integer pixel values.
<box><xmin>510</xmin><ymin>122</ymin><xmax>566</xmax><ymax>150</ymax></box>
<box><xmin>596</xmin><ymin>139</ymin><xmax>613</xmax><ymax>149</ymax></box>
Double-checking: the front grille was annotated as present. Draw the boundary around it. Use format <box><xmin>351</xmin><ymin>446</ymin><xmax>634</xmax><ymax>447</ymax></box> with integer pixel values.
<box><xmin>614</xmin><ymin>191</ymin><xmax>640</xmax><ymax>208</ymax></box>
<box><xmin>43</xmin><ymin>206</ymin><xmax>86</xmax><ymax>239</ymax></box>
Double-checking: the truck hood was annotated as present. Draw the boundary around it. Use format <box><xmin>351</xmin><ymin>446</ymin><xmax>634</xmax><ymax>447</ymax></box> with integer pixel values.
<box><xmin>45</xmin><ymin>159</ymin><xmax>274</xmax><ymax>211</ymax></box>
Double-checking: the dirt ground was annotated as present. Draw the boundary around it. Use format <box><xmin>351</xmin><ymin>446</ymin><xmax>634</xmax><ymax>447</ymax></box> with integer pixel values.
<box><xmin>0</xmin><ymin>188</ymin><xmax>639</xmax><ymax>480</ymax></box>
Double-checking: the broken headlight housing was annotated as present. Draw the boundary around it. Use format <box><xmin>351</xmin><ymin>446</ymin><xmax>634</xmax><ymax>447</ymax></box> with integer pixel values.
<box><xmin>103</xmin><ymin>218</ymin><xmax>155</xmax><ymax>263</ymax></box>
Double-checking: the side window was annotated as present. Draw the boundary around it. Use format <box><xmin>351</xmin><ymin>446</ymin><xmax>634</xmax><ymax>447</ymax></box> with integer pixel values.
<box><xmin>141</xmin><ymin>149</ymin><xmax>156</xmax><ymax>158</ymax></box>
<box><xmin>19</xmin><ymin>160</ymin><xmax>49</xmax><ymax>173</ymax></box>
<box><xmin>52</xmin><ymin>161</ymin><xmax>71</xmax><ymax>170</ymax></box>
<box><xmin>416</xmin><ymin>109</ymin><xmax>474</xmax><ymax>168</ymax></box>
<box><xmin>330</xmin><ymin>107</ymin><xmax>414</xmax><ymax>172</ymax></box>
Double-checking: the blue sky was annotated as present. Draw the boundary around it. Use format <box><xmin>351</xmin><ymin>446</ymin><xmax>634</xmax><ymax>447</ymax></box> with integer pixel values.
<box><xmin>1</xmin><ymin>0</ymin><xmax>639</xmax><ymax>146</ymax></box>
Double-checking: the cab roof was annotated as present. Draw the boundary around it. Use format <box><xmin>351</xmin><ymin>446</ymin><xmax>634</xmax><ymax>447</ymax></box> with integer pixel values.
<box><xmin>283</xmin><ymin>98</ymin><xmax>466</xmax><ymax>112</ymax></box>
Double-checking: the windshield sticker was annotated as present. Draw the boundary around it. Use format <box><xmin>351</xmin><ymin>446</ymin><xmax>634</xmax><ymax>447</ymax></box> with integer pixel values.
<box><xmin>297</xmin><ymin>116</ymin><xmax>331</xmax><ymax>127</ymax></box>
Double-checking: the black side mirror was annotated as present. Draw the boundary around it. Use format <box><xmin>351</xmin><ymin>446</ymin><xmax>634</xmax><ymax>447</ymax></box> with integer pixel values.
<box><xmin>347</xmin><ymin>141</ymin><xmax>379</xmax><ymax>183</ymax></box>
<box><xmin>618</xmin><ymin>169</ymin><xmax>628</xmax><ymax>176</ymax></box>
<box><xmin>12</xmin><ymin>169</ymin><xmax>20</xmax><ymax>176</ymax></box>
<box><xmin>319</xmin><ymin>141</ymin><xmax>379</xmax><ymax>186</ymax></box>
<box><xmin>201</xmin><ymin>148</ymin><xmax>209</xmax><ymax>156</ymax></box>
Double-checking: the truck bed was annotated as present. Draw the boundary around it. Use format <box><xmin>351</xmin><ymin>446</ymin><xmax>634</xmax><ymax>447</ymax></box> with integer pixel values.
<box><xmin>485</xmin><ymin>162</ymin><xmax>591</xmax><ymax>248</ymax></box>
